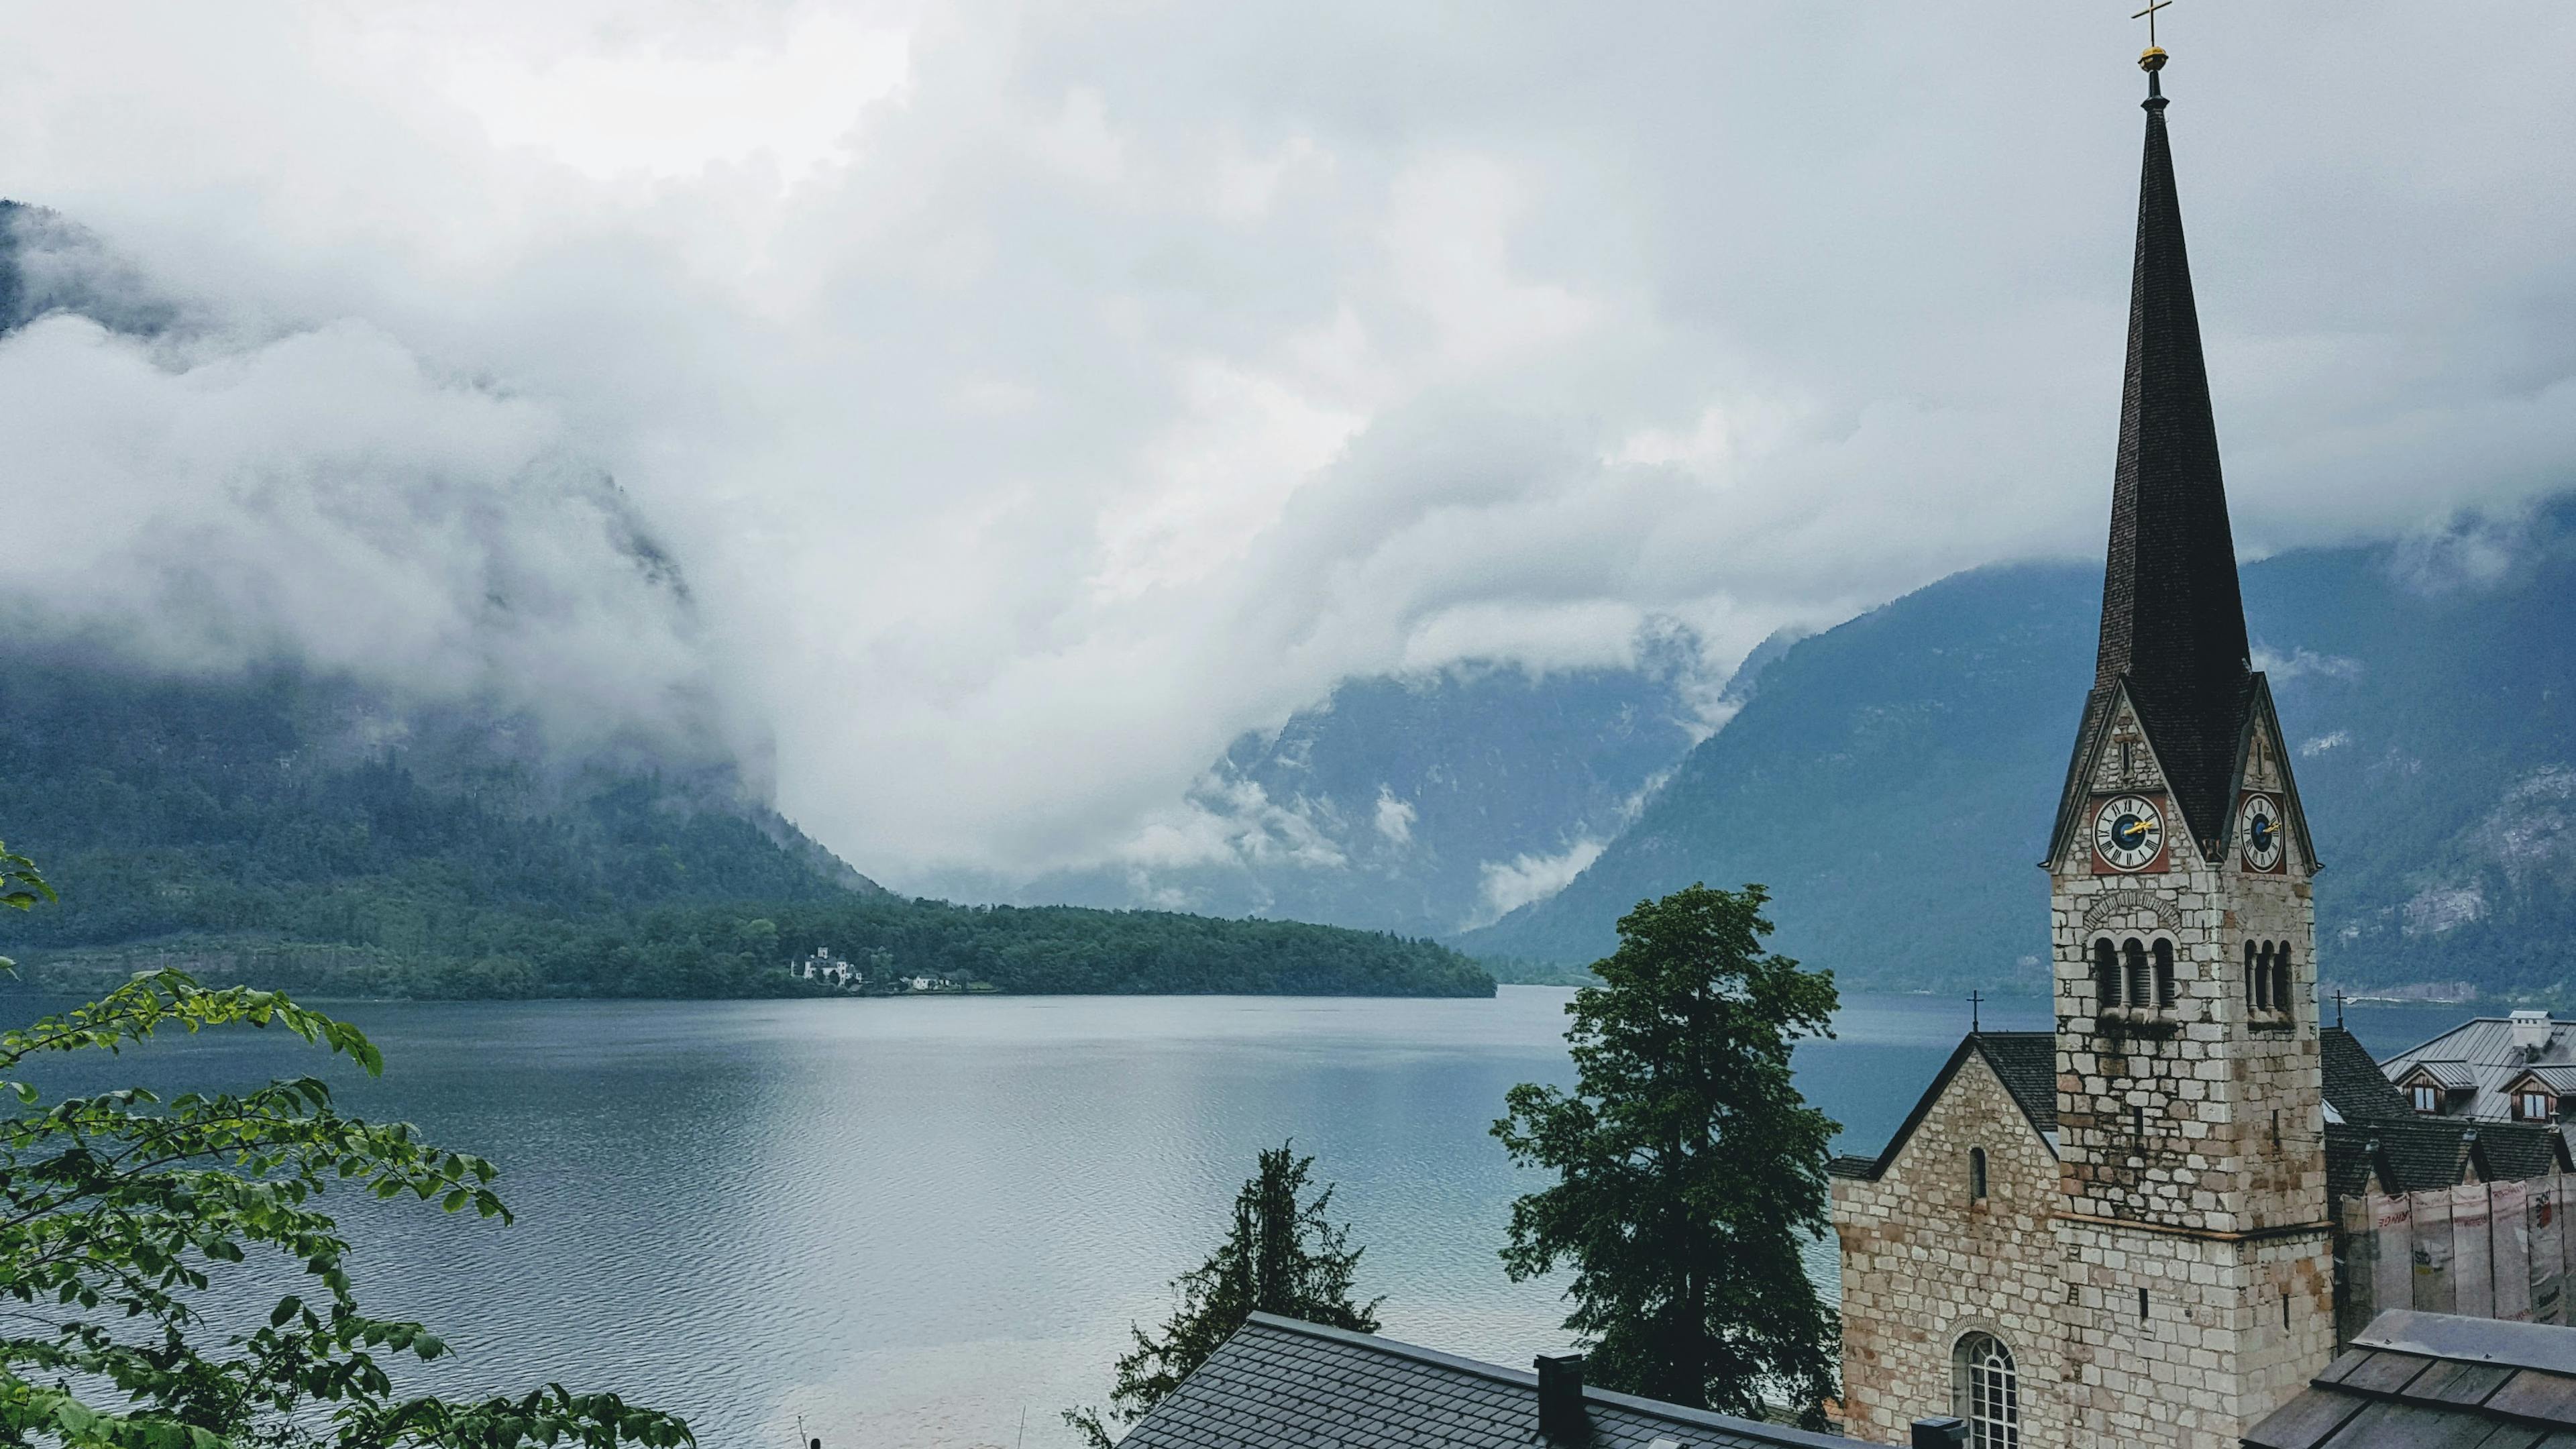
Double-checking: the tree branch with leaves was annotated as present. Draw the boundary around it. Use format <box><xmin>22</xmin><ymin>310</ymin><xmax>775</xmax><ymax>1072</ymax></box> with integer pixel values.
<box><xmin>0</xmin><ymin>841</ymin><xmax>690</xmax><ymax>1449</ymax></box>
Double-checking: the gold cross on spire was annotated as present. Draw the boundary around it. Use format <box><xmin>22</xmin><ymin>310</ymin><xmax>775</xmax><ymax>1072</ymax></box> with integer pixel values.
<box><xmin>2133</xmin><ymin>0</ymin><xmax>2172</xmax><ymax>46</ymax></box>
<box><xmin>2133</xmin><ymin>0</ymin><xmax>2172</xmax><ymax>72</ymax></box>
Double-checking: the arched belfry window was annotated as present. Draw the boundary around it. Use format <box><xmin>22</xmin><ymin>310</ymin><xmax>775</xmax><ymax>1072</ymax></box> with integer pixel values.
<box><xmin>2152</xmin><ymin>939</ymin><xmax>2176</xmax><ymax>1009</ymax></box>
<box><xmin>1970</xmin><ymin>1146</ymin><xmax>1988</xmax><ymax>1202</ymax></box>
<box><xmin>2123</xmin><ymin>938</ymin><xmax>2151</xmax><ymax>1013</ymax></box>
<box><xmin>2094</xmin><ymin>938</ymin><xmax>2121</xmax><ymax>1010</ymax></box>
<box><xmin>2253</xmin><ymin>943</ymin><xmax>2273</xmax><ymax>1012</ymax></box>
<box><xmin>2245</xmin><ymin>941</ymin><xmax>2261</xmax><ymax>1010</ymax></box>
<box><xmin>2272</xmin><ymin>944</ymin><xmax>2294</xmax><ymax>1021</ymax></box>
<box><xmin>1953</xmin><ymin>1332</ymin><xmax>2020</xmax><ymax>1449</ymax></box>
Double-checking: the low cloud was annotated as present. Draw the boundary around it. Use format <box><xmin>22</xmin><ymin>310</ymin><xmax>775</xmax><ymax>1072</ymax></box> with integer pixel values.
<box><xmin>0</xmin><ymin>3</ymin><xmax>2569</xmax><ymax>884</ymax></box>
<box><xmin>1472</xmin><ymin>839</ymin><xmax>1610</xmax><ymax>931</ymax></box>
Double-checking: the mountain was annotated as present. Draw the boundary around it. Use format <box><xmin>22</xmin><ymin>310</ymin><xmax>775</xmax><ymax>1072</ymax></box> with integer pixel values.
<box><xmin>1459</xmin><ymin>502</ymin><xmax>2576</xmax><ymax>998</ymax></box>
<box><xmin>0</xmin><ymin>622</ymin><xmax>1493</xmax><ymax>1004</ymax></box>
<box><xmin>926</xmin><ymin>625</ymin><xmax>1721</xmax><ymax>938</ymax></box>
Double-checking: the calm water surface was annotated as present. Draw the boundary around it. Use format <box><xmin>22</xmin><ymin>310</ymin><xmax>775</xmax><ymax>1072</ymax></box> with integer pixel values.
<box><xmin>11</xmin><ymin>988</ymin><xmax>2466</xmax><ymax>1448</ymax></box>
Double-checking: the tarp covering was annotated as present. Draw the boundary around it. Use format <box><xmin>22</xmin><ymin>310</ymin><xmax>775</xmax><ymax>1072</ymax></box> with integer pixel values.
<box><xmin>2414</xmin><ymin>1189</ymin><xmax>2456</xmax><ymax>1313</ymax></box>
<box><xmin>2494</xmin><ymin>1180</ymin><xmax>2533</xmax><ymax>1321</ymax></box>
<box><xmin>2531</xmin><ymin>1179</ymin><xmax>2564</xmax><ymax>1326</ymax></box>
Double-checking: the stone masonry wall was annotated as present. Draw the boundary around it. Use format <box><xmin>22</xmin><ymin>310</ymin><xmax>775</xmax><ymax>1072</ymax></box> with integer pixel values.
<box><xmin>1833</xmin><ymin>1054</ymin><xmax>2068</xmax><ymax>1447</ymax></box>
<box><xmin>2057</xmin><ymin>1220</ymin><xmax>2334</xmax><ymax>1448</ymax></box>
<box><xmin>2049</xmin><ymin>698</ymin><xmax>2332</xmax><ymax>1448</ymax></box>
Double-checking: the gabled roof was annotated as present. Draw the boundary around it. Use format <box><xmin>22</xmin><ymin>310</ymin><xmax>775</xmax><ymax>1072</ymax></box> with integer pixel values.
<box><xmin>2320</xmin><ymin>1028</ymin><xmax>2413</xmax><ymax>1124</ymax></box>
<box><xmin>1827</xmin><ymin>1032</ymin><xmax>2055</xmax><ymax>1183</ymax></box>
<box><xmin>1120</xmin><ymin>1313</ymin><xmax>1847</xmax><ymax>1449</ymax></box>
<box><xmin>2397</xmin><ymin>1060</ymin><xmax>2480</xmax><ymax>1092</ymax></box>
<box><xmin>2508</xmin><ymin>1065</ymin><xmax>2576</xmax><ymax>1095</ymax></box>
<box><xmin>2246</xmin><ymin>1310</ymin><xmax>2576</xmax><ymax>1448</ymax></box>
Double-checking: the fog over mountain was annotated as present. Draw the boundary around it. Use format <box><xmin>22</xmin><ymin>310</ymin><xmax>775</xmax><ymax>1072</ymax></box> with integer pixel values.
<box><xmin>0</xmin><ymin>4</ymin><xmax>2571</xmax><ymax>890</ymax></box>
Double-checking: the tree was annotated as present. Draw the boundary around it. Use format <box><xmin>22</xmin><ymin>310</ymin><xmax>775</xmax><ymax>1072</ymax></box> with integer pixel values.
<box><xmin>1492</xmin><ymin>882</ymin><xmax>1839</xmax><ymax>1426</ymax></box>
<box><xmin>0</xmin><ymin>840</ymin><xmax>690</xmax><ymax>1448</ymax></box>
<box><xmin>1064</xmin><ymin>1144</ymin><xmax>1381</xmax><ymax>1447</ymax></box>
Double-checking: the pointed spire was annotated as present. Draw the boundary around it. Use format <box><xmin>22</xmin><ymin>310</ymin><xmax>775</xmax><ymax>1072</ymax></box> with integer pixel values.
<box><xmin>2091</xmin><ymin>56</ymin><xmax>2251</xmax><ymax>851</ymax></box>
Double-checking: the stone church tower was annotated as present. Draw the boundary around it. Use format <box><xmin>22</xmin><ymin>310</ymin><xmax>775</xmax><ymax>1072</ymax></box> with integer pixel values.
<box><xmin>2043</xmin><ymin>46</ymin><xmax>2333</xmax><ymax>1449</ymax></box>
<box><xmin>1829</xmin><ymin>44</ymin><xmax>2341</xmax><ymax>1449</ymax></box>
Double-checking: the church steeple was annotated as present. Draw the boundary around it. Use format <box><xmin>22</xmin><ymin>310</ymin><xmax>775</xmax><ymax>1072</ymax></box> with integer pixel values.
<box><xmin>2090</xmin><ymin>53</ymin><xmax>2250</xmax><ymax>853</ymax></box>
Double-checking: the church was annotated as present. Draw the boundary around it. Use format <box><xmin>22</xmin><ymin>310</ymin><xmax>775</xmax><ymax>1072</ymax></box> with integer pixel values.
<box><xmin>1830</xmin><ymin>40</ymin><xmax>2341</xmax><ymax>1449</ymax></box>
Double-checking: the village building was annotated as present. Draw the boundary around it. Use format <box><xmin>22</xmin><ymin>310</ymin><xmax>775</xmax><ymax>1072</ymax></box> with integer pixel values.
<box><xmin>2383</xmin><ymin>1012</ymin><xmax>2576</xmax><ymax>1126</ymax></box>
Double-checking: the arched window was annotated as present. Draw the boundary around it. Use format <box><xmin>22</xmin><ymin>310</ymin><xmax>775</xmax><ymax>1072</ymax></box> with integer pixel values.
<box><xmin>2272</xmin><ymin>943</ymin><xmax>2293</xmax><ymax>1020</ymax></box>
<box><xmin>2253</xmin><ymin>943</ymin><xmax>2273</xmax><ymax>1011</ymax></box>
<box><xmin>2152</xmin><ymin>939</ymin><xmax>2176</xmax><ymax>1010</ymax></box>
<box><xmin>1970</xmin><ymin>1146</ymin><xmax>1988</xmax><ymax>1201</ymax></box>
<box><xmin>2094</xmin><ymin>937</ymin><xmax>2121</xmax><ymax>1010</ymax></box>
<box><xmin>1953</xmin><ymin>1332</ymin><xmax>2020</xmax><ymax>1449</ymax></box>
<box><xmin>2123</xmin><ymin>938</ymin><xmax>2151</xmax><ymax>1014</ymax></box>
<box><xmin>2244</xmin><ymin>940</ymin><xmax>2259</xmax><ymax>1009</ymax></box>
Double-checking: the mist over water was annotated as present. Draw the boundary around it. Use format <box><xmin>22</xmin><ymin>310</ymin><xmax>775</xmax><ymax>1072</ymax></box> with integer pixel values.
<box><xmin>7</xmin><ymin>988</ymin><xmax>2463</xmax><ymax>1448</ymax></box>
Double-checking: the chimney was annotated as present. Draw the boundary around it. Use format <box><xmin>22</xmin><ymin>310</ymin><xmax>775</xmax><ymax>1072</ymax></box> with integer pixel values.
<box><xmin>1911</xmin><ymin>1418</ymin><xmax>1969</xmax><ymax>1449</ymax></box>
<box><xmin>1535</xmin><ymin>1353</ymin><xmax>1587</xmax><ymax>1442</ymax></box>
<box><xmin>2512</xmin><ymin>1010</ymin><xmax>2553</xmax><ymax>1057</ymax></box>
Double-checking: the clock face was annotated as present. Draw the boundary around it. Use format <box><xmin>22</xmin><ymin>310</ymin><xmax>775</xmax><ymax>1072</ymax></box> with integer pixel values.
<box><xmin>2094</xmin><ymin>794</ymin><xmax>2165</xmax><ymax>871</ymax></box>
<box><xmin>2240</xmin><ymin>793</ymin><xmax>2284</xmax><ymax>872</ymax></box>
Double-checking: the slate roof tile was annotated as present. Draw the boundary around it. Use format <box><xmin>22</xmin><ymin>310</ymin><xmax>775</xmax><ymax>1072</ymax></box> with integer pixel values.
<box><xmin>1122</xmin><ymin>1313</ymin><xmax>1847</xmax><ymax>1449</ymax></box>
<box><xmin>2322</xmin><ymin>1027</ymin><xmax>2414</xmax><ymax>1124</ymax></box>
<box><xmin>2250</xmin><ymin>1311</ymin><xmax>2576</xmax><ymax>1449</ymax></box>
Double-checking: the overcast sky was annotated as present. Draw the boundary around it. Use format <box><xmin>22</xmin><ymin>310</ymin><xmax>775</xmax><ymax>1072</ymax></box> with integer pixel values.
<box><xmin>1</xmin><ymin>1</ymin><xmax>2571</xmax><ymax>886</ymax></box>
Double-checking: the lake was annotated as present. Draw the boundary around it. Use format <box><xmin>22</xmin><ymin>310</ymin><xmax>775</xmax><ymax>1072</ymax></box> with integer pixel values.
<box><xmin>7</xmin><ymin>987</ymin><xmax>2469</xmax><ymax>1448</ymax></box>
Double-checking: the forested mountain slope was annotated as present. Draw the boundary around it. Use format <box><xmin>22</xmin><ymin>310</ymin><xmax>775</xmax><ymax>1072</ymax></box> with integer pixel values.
<box><xmin>1460</xmin><ymin>504</ymin><xmax>2576</xmax><ymax>998</ymax></box>
<box><xmin>0</xmin><ymin>653</ymin><xmax>1492</xmax><ymax>1000</ymax></box>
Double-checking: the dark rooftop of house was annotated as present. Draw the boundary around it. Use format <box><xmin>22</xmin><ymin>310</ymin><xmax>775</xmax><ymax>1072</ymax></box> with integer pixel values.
<box><xmin>1120</xmin><ymin>1313</ymin><xmax>1847</xmax><ymax>1449</ymax></box>
<box><xmin>2322</xmin><ymin>1027</ymin><xmax>2414</xmax><ymax>1125</ymax></box>
<box><xmin>2245</xmin><ymin>1309</ymin><xmax>2576</xmax><ymax>1448</ymax></box>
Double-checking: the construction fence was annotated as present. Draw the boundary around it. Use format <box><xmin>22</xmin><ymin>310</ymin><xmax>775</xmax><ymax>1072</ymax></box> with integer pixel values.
<box><xmin>2337</xmin><ymin>1177</ymin><xmax>2571</xmax><ymax>1342</ymax></box>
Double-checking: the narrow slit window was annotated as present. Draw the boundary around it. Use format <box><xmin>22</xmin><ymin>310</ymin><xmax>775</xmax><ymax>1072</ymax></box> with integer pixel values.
<box><xmin>2152</xmin><ymin>939</ymin><xmax>2176</xmax><ymax>1010</ymax></box>
<box><xmin>1970</xmin><ymin>1146</ymin><xmax>1988</xmax><ymax>1201</ymax></box>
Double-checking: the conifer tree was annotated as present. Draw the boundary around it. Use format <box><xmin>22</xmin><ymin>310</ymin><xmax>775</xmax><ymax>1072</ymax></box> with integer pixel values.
<box><xmin>1065</xmin><ymin>1143</ymin><xmax>1380</xmax><ymax>1446</ymax></box>
<box><xmin>1493</xmin><ymin>882</ymin><xmax>1840</xmax><ymax>1426</ymax></box>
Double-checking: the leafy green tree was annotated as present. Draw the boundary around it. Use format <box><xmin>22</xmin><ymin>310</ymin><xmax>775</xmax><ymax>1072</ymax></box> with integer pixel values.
<box><xmin>0</xmin><ymin>844</ymin><xmax>690</xmax><ymax>1448</ymax></box>
<box><xmin>1493</xmin><ymin>883</ymin><xmax>1839</xmax><ymax>1426</ymax></box>
<box><xmin>1065</xmin><ymin>1144</ymin><xmax>1381</xmax><ymax>1448</ymax></box>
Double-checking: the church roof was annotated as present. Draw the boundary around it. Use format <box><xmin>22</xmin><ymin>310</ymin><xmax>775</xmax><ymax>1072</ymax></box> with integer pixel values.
<box><xmin>2081</xmin><ymin>70</ymin><xmax>2257</xmax><ymax>854</ymax></box>
<box><xmin>1827</xmin><ymin>1032</ymin><xmax>2056</xmax><ymax>1182</ymax></box>
<box><xmin>2320</xmin><ymin>1027</ymin><xmax>2414</xmax><ymax>1124</ymax></box>
<box><xmin>1835</xmin><ymin>1028</ymin><xmax>2424</xmax><ymax>1189</ymax></box>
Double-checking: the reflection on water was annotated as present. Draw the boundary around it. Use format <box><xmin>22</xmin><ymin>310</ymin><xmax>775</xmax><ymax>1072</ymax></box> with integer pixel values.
<box><xmin>4</xmin><ymin>987</ymin><xmax>2469</xmax><ymax>1447</ymax></box>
